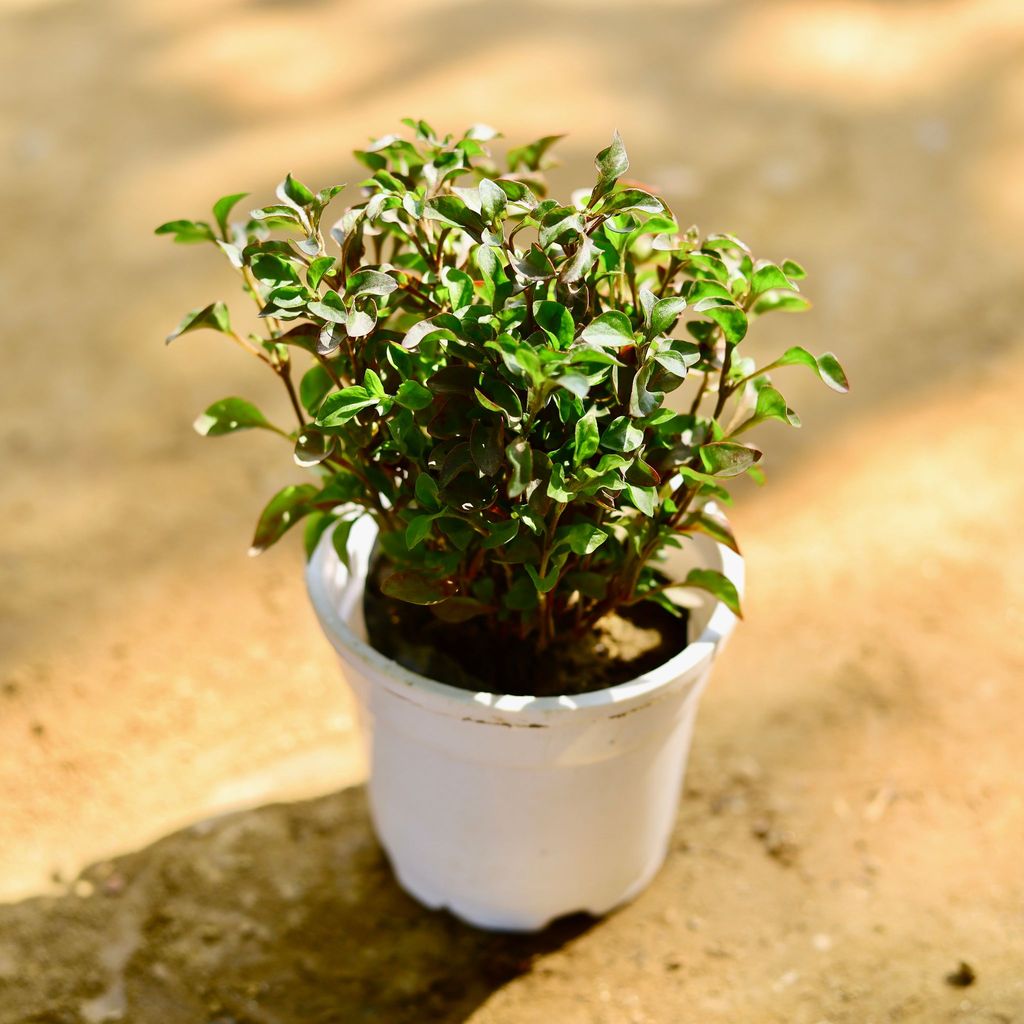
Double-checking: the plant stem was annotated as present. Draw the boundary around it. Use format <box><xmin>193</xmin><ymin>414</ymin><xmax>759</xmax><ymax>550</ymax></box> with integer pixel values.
<box><xmin>688</xmin><ymin>370</ymin><xmax>709</xmax><ymax>415</ymax></box>
<box><xmin>535</xmin><ymin>503</ymin><xmax>565</xmax><ymax>650</ymax></box>
<box><xmin>277</xmin><ymin>362</ymin><xmax>306</xmax><ymax>431</ymax></box>
<box><xmin>712</xmin><ymin>341</ymin><xmax>735</xmax><ymax>420</ymax></box>
<box><xmin>315</xmin><ymin>352</ymin><xmax>348</xmax><ymax>389</ymax></box>
<box><xmin>229</xmin><ymin>329</ymin><xmax>272</xmax><ymax>365</ymax></box>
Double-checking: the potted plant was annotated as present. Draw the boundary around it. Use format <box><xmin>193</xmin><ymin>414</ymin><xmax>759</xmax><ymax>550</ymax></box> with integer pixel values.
<box><xmin>158</xmin><ymin>120</ymin><xmax>847</xmax><ymax>931</ymax></box>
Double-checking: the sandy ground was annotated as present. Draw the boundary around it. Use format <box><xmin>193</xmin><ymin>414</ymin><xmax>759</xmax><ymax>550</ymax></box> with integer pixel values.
<box><xmin>2</xmin><ymin>0</ymin><xmax>1024</xmax><ymax>1020</ymax></box>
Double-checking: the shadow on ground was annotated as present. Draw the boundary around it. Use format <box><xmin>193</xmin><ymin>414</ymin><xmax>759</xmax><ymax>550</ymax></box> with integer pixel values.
<box><xmin>0</xmin><ymin>789</ymin><xmax>593</xmax><ymax>1024</ymax></box>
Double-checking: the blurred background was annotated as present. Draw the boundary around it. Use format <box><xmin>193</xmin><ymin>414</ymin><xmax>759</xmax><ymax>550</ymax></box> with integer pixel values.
<box><xmin>2</xmin><ymin>0</ymin><xmax>1023</xmax><ymax>1020</ymax></box>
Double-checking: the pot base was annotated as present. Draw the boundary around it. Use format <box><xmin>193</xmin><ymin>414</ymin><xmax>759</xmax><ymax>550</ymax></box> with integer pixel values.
<box><xmin>386</xmin><ymin>838</ymin><xmax>671</xmax><ymax>932</ymax></box>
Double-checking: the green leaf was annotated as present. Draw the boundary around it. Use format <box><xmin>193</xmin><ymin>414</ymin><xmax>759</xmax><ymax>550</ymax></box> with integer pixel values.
<box><xmin>602</xmin><ymin>416</ymin><xmax>644</xmax><ymax>452</ymax></box>
<box><xmin>431</xmin><ymin>597</ymin><xmax>494</xmax><ymax>623</ymax></box>
<box><xmin>626</xmin><ymin>458</ymin><xmax>660</xmax><ymax>487</ymax></box>
<box><xmin>303</xmin><ymin>512</ymin><xmax>334</xmax><ymax>560</ymax></box>
<box><xmin>538</xmin><ymin>206</ymin><xmax>583</xmax><ymax>248</ymax></box>
<box><xmin>395</xmin><ymin>379</ymin><xmax>433</xmax><ymax>410</ymax></box>
<box><xmin>699</xmin><ymin>441</ymin><xmax>762</xmax><ymax>477</ymax></box>
<box><xmin>593</xmin><ymin>130</ymin><xmax>628</xmax><ymax>203</ymax></box>
<box><xmin>580</xmin><ymin>310</ymin><xmax>634</xmax><ymax>348</ymax></box>
<box><xmin>638</xmin><ymin>286</ymin><xmax>657</xmax><ymax>326</ymax></box>
<box><xmin>318</xmin><ymin>323</ymin><xmax>344</xmax><ymax>355</ymax></box>
<box><xmin>299</xmin><ymin>364</ymin><xmax>334</xmax><ymax>414</ymax></box>
<box><xmin>155</xmin><ymin>219</ymin><xmax>216</xmax><ymax>244</ymax></box>
<box><xmin>479</xmin><ymin>178</ymin><xmax>507</xmax><ymax>222</ymax></box>
<box><xmin>212</xmin><ymin>193</ymin><xmax>249</xmax><ymax>236</ymax></box>
<box><xmin>750</xmin><ymin>262</ymin><xmax>794</xmax><ymax>295</ymax></box>
<box><xmin>308</xmin><ymin>290</ymin><xmax>348</xmax><ymax>323</ymax></box>
<box><xmin>251</xmin><ymin>253</ymin><xmax>300</xmax><ymax>284</ymax></box>
<box><xmin>415</xmin><ymin>472</ymin><xmax>441</xmax><ymax>512</ymax></box>
<box><xmin>563</xmin><ymin>523</ymin><xmax>608</xmax><ymax>556</ymax></box>
<box><xmin>595</xmin><ymin>188</ymin><xmax>663</xmax><ymax>215</ymax></box>
<box><xmin>556</xmin><ymin>373</ymin><xmax>590</xmax><ymax>399</ymax></box>
<box><xmin>482</xmin><ymin>519</ymin><xmax>520</xmax><ymax>550</ymax></box>
<box><xmin>319</xmin><ymin>473</ymin><xmax>364</xmax><ymax>505</ymax></box>
<box><xmin>777</xmin><ymin>346</ymin><xmax>849</xmax><ymax>393</ymax></box>
<box><xmin>753</xmin><ymin>384</ymin><xmax>801</xmax><ymax>427</ymax></box>
<box><xmin>525</xmin><ymin>563</ymin><xmax>561</xmax><ymax>594</ymax></box>
<box><xmin>475</xmin><ymin>381</ymin><xmax>523</xmax><ymax>421</ymax></box>
<box><xmin>471</xmin><ymin>420</ymin><xmax>502</xmax><ymax>476</ymax></box>
<box><xmin>652</xmin><ymin>346</ymin><xmax>698</xmax><ymax>379</ymax></box>
<box><xmin>679</xmin><ymin>511</ymin><xmax>740</xmax><ymax>554</ymax></box>
<box><xmin>781</xmin><ymin>259</ymin><xmax>806</xmax><ymax>280</ymax></box>
<box><xmin>346</xmin><ymin>304</ymin><xmax>377</xmax><ymax>338</ymax></box>
<box><xmin>495</xmin><ymin>177</ymin><xmax>537</xmax><ymax>203</ymax></box>
<box><xmin>625</xmin><ymin>484</ymin><xmax>656</xmax><ymax>516</ymax></box>
<box><xmin>347</xmin><ymin>269</ymin><xmax>398</xmax><ymax>299</ymax></box>
<box><xmin>704</xmin><ymin>233</ymin><xmax>750</xmax><ymax>255</ymax></box>
<box><xmin>641</xmin><ymin>589</ymin><xmax>685</xmax><ymax>619</ymax></box>
<box><xmin>507</xmin><ymin>134</ymin><xmax>564</xmax><ymax>172</ymax></box>
<box><xmin>423</xmin><ymin>195</ymin><xmax>486</xmax><ymax>238</ymax></box>
<box><xmin>534</xmin><ymin>301</ymin><xmax>575</xmax><ymax>348</ymax></box>
<box><xmin>294</xmin><ymin>427</ymin><xmax>335</xmax><ymax>468</ymax></box>
<box><xmin>193</xmin><ymin>397</ymin><xmax>272</xmax><ymax>437</ymax></box>
<box><xmin>316</xmin><ymin>184</ymin><xmax>346</xmax><ymax>207</ymax></box>
<box><xmin>306</xmin><ymin>256</ymin><xmax>336</xmax><ymax>291</ymax></box>
<box><xmin>406</xmin><ymin>513</ymin><xmax>438</xmax><ymax>549</ymax></box>
<box><xmin>505</xmin><ymin>575</ymin><xmax>539</xmax><ymax>611</ymax></box>
<box><xmin>165</xmin><ymin>302</ymin><xmax>231</xmax><ymax>343</ymax></box>
<box><xmin>441</xmin><ymin>266</ymin><xmax>475</xmax><ymax>310</ymax></box>
<box><xmin>249</xmin><ymin>204</ymin><xmax>301</xmax><ymax>225</ymax></box>
<box><xmin>380</xmin><ymin>569</ymin><xmax>458</xmax><ymax>605</ymax></box>
<box><xmin>331</xmin><ymin>517</ymin><xmax>357</xmax><ymax>569</ymax></box>
<box><xmin>281</xmin><ymin>172</ymin><xmax>315</xmax><ymax>207</ymax></box>
<box><xmin>363</xmin><ymin>368</ymin><xmax>386</xmax><ymax>398</ymax></box>
<box><xmin>649</xmin><ymin>295</ymin><xmax>687</xmax><ymax>336</ymax></box>
<box><xmin>629</xmin><ymin>362</ymin><xmax>664</xmax><ymax>418</ymax></box>
<box><xmin>752</xmin><ymin>292</ymin><xmax>811</xmax><ymax>315</ymax></box>
<box><xmin>511</xmin><ymin>244</ymin><xmax>556</xmax><ymax>282</ymax></box>
<box><xmin>574</xmin><ymin>408</ymin><xmax>600</xmax><ymax>465</ymax></box>
<box><xmin>682</xmin><ymin>568</ymin><xmax>742</xmax><ymax>618</ymax></box>
<box><xmin>559</xmin><ymin>234</ymin><xmax>598</xmax><ymax>285</ymax></box>
<box><xmin>317</xmin><ymin>385</ymin><xmax>377</xmax><ymax>425</ymax></box>
<box><xmin>440</xmin><ymin>442</ymin><xmax>476</xmax><ymax>487</ymax></box>
<box><xmin>506</xmin><ymin>439</ymin><xmax>533</xmax><ymax>498</ymax></box>
<box><xmin>249</xmin><ymin>484</ymin><xmax>319</xmax><ymax>554</ymax></box>
<box><xmin>695</xmin><ymin>300</ymin><xmax>747</xmax><ymax>345</ymax></box>
<box><xmin>547</xmin><ymin>462</ymin><xmax>574</xmax><ymax>503</ymax></box>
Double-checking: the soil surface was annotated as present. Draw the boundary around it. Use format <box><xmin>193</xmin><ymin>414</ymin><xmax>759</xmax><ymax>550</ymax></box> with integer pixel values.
<box><xmin>365</xmin><ymin>567</ymin><xmax>689</xmax><ymax>695</ymax></box>
<box><xmin>3</xmin><ymin>1</ymin><xmax>1024</xmax><ymax>1022</ymax></box>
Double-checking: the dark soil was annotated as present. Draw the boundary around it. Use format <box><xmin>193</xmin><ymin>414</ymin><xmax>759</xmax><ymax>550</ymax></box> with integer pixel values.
<box><xmin>363</xmin><ymin>563</ymin><xmax>690</xmax><ymax>697</ymax></box>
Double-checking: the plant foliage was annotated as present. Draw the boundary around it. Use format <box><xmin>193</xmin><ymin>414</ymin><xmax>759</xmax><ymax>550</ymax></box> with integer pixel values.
<box><xmin>158</xmin><ymin>120</ymin><xmax>847</xmax><ymax>649</ymax></box>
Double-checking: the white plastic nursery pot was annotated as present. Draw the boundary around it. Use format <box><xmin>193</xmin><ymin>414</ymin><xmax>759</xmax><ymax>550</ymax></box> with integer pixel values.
<box><xmin>305</xmin><ymin>514</ymin><xmax>743</xmax><ymax>932</ymax></box>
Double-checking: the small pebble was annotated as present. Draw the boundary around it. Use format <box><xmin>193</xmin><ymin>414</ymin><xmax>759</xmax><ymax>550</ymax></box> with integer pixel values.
<box><xmin>101</xmin><ymin>874</ymin><xmax>126</xmax><ymax>897</ymax></box>
<box><xmin>772</xmin><ymin>969</ymin><xmax>800</xmax><ymax>992</ymax></box>
<box><xmin>945</xmin><ymin>961</ymin><xmax>976</xmax><ymax>987</ymax></box>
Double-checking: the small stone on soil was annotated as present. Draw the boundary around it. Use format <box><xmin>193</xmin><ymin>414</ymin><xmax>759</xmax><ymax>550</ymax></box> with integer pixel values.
<box><xmin>945</xmin><ymin>961</ymin><xmax>976</xmax><ymax>987</ymax></box>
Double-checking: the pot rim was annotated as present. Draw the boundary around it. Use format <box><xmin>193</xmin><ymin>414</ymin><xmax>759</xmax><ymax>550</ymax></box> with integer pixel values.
<box><xmin>305</xmin><ymin>508</ymin><xmax>743</xmax><ymax>719</ymax></box>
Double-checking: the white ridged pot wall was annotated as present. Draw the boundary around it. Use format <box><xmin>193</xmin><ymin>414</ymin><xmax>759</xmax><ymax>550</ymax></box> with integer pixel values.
<box><xmin>306</xmin><ymin>513</ymin><xmax>743</xmax><ymax>931</ymax></box>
